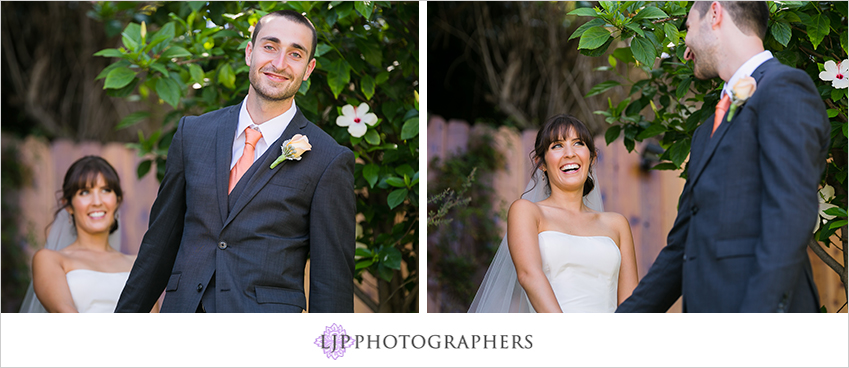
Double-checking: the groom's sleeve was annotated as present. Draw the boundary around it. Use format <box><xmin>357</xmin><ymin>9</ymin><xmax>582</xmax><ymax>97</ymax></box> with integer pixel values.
<box><xmin>116</xmin><ymin>118</ymin><xmax>188</xmax><ymax>312</ymax></box>
<box><xmin>308</xmin><ymin>147</ymin><xmax>356</xmax><ymax>312</ymax></box>
<box><xmin>739</xmin><ymin>67</ymin><xmax>828</xmax><ymax>312</ymax></box>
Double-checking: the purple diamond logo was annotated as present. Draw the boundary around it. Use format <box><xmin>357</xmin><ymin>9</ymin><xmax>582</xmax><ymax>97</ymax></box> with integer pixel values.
<box><xmin>314</xmin><ymin>323</ymin><xmax>354</xmax><ymax>360</ymax></box>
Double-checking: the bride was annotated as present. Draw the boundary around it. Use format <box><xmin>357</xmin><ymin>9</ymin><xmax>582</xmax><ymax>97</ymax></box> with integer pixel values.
<box><xmin>20</xmin><ymin>156</ymin><xmax>157</xmax><ymax>313</ymax></box>
<box><xmin>469</xmin><ymin>114</ymin><xmax>639</xmax><ymax>312</ymax></box>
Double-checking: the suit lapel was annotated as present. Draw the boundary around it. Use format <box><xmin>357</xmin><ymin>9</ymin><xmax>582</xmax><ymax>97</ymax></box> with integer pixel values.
<box><xmin>215</xmin><ymin>104</ymin><xmax>240</xmax><ymax>225</ymax></box>
<box><xmin>223</xmin><ymin>110</ymin><xmax>309</xmax><ymax>229</ymax></box>
<box><xmin>686</xmin><ymin>58</ymin><xmax>776</xmax><ymax>189</ymax></box>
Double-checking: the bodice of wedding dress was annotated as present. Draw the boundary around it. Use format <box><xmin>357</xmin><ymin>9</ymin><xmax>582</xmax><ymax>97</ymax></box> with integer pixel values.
<box><xmin>535</xmin><ymin>231</ymin><xmax>620</xmax><ymax>313</ymax></box>
<box><xmin>65</xmin><ymin>269</ymin><xmax>129</xmax><ymax>313</ymax></box>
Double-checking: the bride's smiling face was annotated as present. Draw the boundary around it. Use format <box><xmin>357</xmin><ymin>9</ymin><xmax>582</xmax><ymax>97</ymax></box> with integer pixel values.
<box><xmin>543</xmin><ymin>128</ymin><xmax>592</xmax><ymax>192</ymax></box>
<box><xmin>66</xmin><ymin>174</ymin><xmax>119</xmax><ymax>236</ymax></box>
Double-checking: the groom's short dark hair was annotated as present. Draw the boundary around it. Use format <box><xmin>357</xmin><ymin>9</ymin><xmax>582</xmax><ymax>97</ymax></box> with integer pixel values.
<box><xmin>692</xmin><ymin>1</ymin><xmax>769</xmax><ymax>40</ymax></box>
<box><xmin>251</xmin><ymin>10</ymin><xmax>318</xmax><ymax>60</ymax></box>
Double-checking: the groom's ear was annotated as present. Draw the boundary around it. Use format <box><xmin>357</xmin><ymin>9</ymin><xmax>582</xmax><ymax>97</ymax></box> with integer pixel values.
<box><xmin>709</xmin><ymin>1</ymin><xmax>723</xmax><ymax>30</ymax></box>
<box><xmin>245</xmin><ymin>41</ymin><xmax>253</xmax><ymax>67</ymax></box>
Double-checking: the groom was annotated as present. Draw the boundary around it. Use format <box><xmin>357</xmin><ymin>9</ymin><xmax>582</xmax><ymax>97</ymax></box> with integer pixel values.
<box><xmin>618</xmin><ymin>2</ymin><xmax>829</xmax><ymax>312</ymax></box>
<box><xmin>116</xmin><ymin>10</ymin><xmax>355</xmax><ymax>312</ymax></box>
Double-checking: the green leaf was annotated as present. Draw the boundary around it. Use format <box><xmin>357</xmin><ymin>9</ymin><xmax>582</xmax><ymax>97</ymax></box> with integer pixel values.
<box><xmin>824</xmin><ymin>207</ymin><xmax>847</xmax><ymax>218</ymax></box>
<box><xmin>375</xmin><ymin>71</ymin><xmax>390</xmax><ymax>85</ymax></box>
<box><xmin>585</xmin><ymin>80</ymin><xmax>621</xmax><ymax>97</ymax></box>
<box><xmin>314</xmin><ymin>43</ymin><xmax>332</xmax><ymax>58</ymax></box>
<box><xmin>188</xmin><ymin>64</ymin><xmax>205</xmax><ymax>85</ymax></box>
<box><xmin>355</xmin><ymin>1</ymin><xmax>374</xmax><ymax>20</ymax></box>
<box><xmin>807</xmin><ymin>14</ymin><xmax>830</xmax><ymax>50</ymax></box>
<box><xmin>377</xmin><ymin>264</ymin><xmax>393</xmax><ymax>281</ymax></box>
<box><xmin>104</xmin><ymin>66</ymin><xmax>137</xmax><ymax>89</ymax></box>
<box><xmin>770</xmin><ymin>21</ymin><xmax>791</xmax><ymax>47</ymax></box>
<box><xmin>829</xmin><ymin>219</ymin><xmax>848</xmax><ymax>230</ymax></box>
<box><xmin>630</xmin><ymin>36</ymin><xmax>656</xmax><ymax>67</ymax></box>
<box><xmin>327</xmin><ymin>59</ymin><xmax>351</xmax><ymax>98</ymax></box>
<box><xmin>831</xmin><ymin>88</ymin><xmax>845</xmax><ymax>101</ymax></box>
<box><xmin>116</xmin><ymin>111</ymin><xmax>150</xmax><ymax>130</ymax></box>
<box><xmin>605</xmin><ymin>125</ymin><xmax>621</xmax><ymax>145</ymax></box>
<box><xmin>668</xmin><ymin>138</ymin><xmax>691</xmax><ymax>167</ymax></box>
<box><xmin>121</xmin><ymin>23</ymin><xmax>141</xmax><ymax>52</ymax></box>
<box><xmin>612</xmin><ymin>47</ymin><xmax>635</xmax><ymax>63</ymax></box>
<box><xmin>218</xmin><ymin>64</ymin><xmax>236</xmax><ymax>89</ymax></box>
<box><xmin>401</xmin><ymin>117</ymin><xmax>419</xmax><ymax>140</ymax></box>
<box><xmin>149</xmin><ymin>63</ymin><xmax>169</xmax><ymax>76</ymax></box>
<box><xmin>354</xmin><ymin>38</ymin><xmax>382</xmax><ymax>67</ymax></box>
<box><xmin>827</xmin><ymin>109</ymin><xmax>839</xmax><ymax>118</ymax></box>
<box><xmin>567</xmin><ymin>8</ymin><xmax>599</xmax><ymax>17</ymax></box>
<box><xmin>395</xmin><ymin>164</ymin><xmax>415</xmax><ymax>179</ymax></box>
<box><xmin>355</xmin><ymin>248</ymin><xmax>373</xmax><ymax>258</ymax></box>
<box><xmin>663</xmin><ymin>23</ymin><xmax>679</xmax><ymax>45</ymax></box>
<box><xmin>361</xmin><ymin>74</ymin><xmax>376</xmax><ymax>100</ymax></box>
<box><xmin>636</xmin><ymin>124</ymin><xmax>667</xmax><ymax>140</ymax></box>
<box><xmin>651</xmin><ymin>162</ymin><xmax>679</xmax><ymax>171</ymax></box>
<box><xmin>147</xmin><ymin>22</ymin><xmax>176</xmax><ymax>52</ymax></box>
<box><xmin>96</xmin><ymin>60</ymin><xmax>130</xmax><ymax>80</ymax></box>
<box><xmin>632</xmin><ymin>6</ymin><xmax>668</xmax><ymax>21</ymax></box>
<box><xmin>578</xmin><ymin>27</ymin><xmax>611</xmax><ymax>50</ymax></box>
<box><xmin>676</xmin><ymin>77</ymin><xmax>692</xmax><ymax>100</ymax></box>
<box><xmin>155</xmin><ymin>78</ymin><xmax>181</xmax><ymax>108</ymax></box>
<box><xmin>364</xmin><ymin>129</ymin><xmax>380</xmax><ymax>145</ymax></box>
<box><xmin>94</xmin><ymin>48</ymin><xmax>124</xmax><ymax>58</ymax></box>
<box><xmin>355</xmin><ymin>258</ymin><xmax>374</xmax><ymax>270</ymax></box>
<box><xmin>624</xmin><ymin>22</ymin><xmax>645</xmax><ymax>38</ymax></box>
<box><xmin>385</xmin><ymin>177</ymin><xmax>406</xmax><ymax>188</ymax></box>
<box><xmin>569</xmin><ymin>18</ymin><xmax>605</xmax><ymax>40</ymax></box>
<box><xmin>137</xmin><ymin>159</ymin><xmax>152</xmax><ymax>178</ymax></box>
<box><xmin>387</xmin><ymin>188</ymin><xmax>408</xmax><ymax>209</ymax></box>
<box><xmin>160</xmin><ymin>46</ymin><xmax>192</xmax><ymax>59</ymax></box>
<box><xmin>363</xmin><ymin>163</ymin><xmax>379</xmax><ymax>188</ymax></box>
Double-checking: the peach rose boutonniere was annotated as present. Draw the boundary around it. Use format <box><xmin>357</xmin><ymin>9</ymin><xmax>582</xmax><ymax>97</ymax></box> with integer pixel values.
<box><xmin>270</xmin><ymin>134</ymin><xmax>312</xmax><ymax>169</ymax></box>
<box><xmin>726</xmin><ymin>76</ymin><xmax>757</xmax><ymax>122</ymax></box>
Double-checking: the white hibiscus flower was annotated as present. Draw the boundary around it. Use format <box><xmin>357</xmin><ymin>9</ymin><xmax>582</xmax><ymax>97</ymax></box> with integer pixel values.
<box><xmin>336</xmin><ymin>103</ymin><xmax>378</xmax><ymax>138</ymax></box>
<box><xmin>818</xmin><ymin>60</ymin><xmax>849</xmax><ymax>89</ymax></box>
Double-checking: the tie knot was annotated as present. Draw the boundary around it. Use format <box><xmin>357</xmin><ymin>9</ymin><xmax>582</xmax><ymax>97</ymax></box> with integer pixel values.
<box><xmin>245</xmin><ymin>127</ymin><xmax>262</xmax><ymax>146</ymax></box>
<box><xmin>717</xmin><ymin>94</ymin><xmax>731</xmax><ymax>111</ymax></box>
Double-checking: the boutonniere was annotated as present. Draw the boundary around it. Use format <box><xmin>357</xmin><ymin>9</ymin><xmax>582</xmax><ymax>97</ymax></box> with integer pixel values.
<box><xmin>270</xmin><ymin>134</ymin><xmax>311</xmax><ymax>169</ymax></box>
<box><xmin>726</xmin><ymin>76</ymin><xmax>757</xmax><ymax>122</ymax></box>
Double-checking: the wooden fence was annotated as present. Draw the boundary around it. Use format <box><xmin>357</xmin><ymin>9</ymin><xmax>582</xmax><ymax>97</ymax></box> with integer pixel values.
<box><xmin>427</xmin><ymin>115</ymin><xmax>846</xmax><ymax>313</ymax></box>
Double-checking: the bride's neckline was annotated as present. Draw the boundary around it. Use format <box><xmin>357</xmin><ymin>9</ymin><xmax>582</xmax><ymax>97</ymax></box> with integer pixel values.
<box><xmin>65</xmin><ymin>269</ymin><xmax>131</xmax><ymax>276</ymax></box>
<box><xmin>538</xmin><ymin>230</ymin><xmax>617</xmax><ymax>246</ymax></box>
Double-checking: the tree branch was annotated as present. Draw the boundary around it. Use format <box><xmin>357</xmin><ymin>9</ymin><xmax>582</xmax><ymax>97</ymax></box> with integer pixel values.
<box><xmin>353</xmin><ymin>282</ymin><xmax>379</xmax><ymax>312</ymax></box>
<box><xmin>808</xmin><ymin>237</ymin><xmax>845</xmax><ymax>282</ymax></box>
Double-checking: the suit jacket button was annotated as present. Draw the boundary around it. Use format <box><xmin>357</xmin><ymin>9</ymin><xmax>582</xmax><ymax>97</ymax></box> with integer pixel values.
<box><xmin>691</xmin><ymin>206</ymin><xmax>699</xmax><ymax>215</ymax></box>
<box><xmin>218</xmin><ymin>241</ymin><xmax>227</xmax><ymax>250</ymax></box>
<box><xmin>683</xmin><ymin>255</ymin><xmax>688</xmax><ymax>261</ymax></box>
<box><xmin>197</xmin><ymin>284</ymin><xmax>203</xmax><ymax>292</ymax></box>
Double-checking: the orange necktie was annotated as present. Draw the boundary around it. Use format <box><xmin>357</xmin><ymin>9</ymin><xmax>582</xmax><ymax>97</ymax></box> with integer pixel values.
<box><xmin>229</xmin><ymin>127</ymin><xmax>262</xmax><ymax>194</ymax></box>
<box><xmin>712</xmin><ymin>94</ymin><xmax>731</xmax><ymax>137</ymax></box>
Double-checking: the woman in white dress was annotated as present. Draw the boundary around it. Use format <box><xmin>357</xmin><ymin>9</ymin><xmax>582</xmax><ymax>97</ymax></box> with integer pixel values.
<box><xmin>469</xmin><ymin>114</ymin><xmax>639</xmax><ymax>312</ymax></box>
<box><xmin>25</xmin><ymin>156</ymin><xmax>157</xmax><ymax>313</ymax></box>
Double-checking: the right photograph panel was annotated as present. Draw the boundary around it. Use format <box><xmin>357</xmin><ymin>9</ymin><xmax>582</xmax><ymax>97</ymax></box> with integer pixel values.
<box><xmin>426</xmin><ymin>1</ymin><xmax>847</xmax><ymax>313</ymax></box>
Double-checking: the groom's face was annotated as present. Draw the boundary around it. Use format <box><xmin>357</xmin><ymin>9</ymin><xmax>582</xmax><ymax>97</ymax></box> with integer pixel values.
<box><xmin>683</xmin><ymin>8</ymin><xmax>720</xmax><ymax>80</ymax></box>
<box><xmin>245</xmin><ymin>16</ymin><xmax>316</xmax><ymax>102</ymax></box>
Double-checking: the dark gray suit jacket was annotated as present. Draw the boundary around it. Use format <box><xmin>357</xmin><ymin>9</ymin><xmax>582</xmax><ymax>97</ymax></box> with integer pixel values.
<box><xmin>116</xmin><ymin>103</ymin><xmax>356</xmax><ymax>312</ymax></box>
<box><xmin>618</xmin><ymin>58</ymin><xmax>829</xmax><ymax>312</ymax></box>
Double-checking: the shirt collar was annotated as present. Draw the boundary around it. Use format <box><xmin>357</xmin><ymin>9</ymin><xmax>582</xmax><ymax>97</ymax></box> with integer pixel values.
<box><xmin>236</xmin><ymin>99</ymin><xmax>298</xmax><ymax>146</ymax></box>
<box><xmin>722</xmin><ymin>50</ymin><xmax>773</xmax><ymax>99</ymax></box>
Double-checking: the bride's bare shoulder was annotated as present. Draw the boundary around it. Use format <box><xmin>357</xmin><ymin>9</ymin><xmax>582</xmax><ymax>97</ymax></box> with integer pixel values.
<box><xmin>599</xmin><ymin>211</ymin><xmax>631</xmax><ymax>233</ymax></box>
<box><xmin>509</xmin><ymin>198</ymin><xmax>541</xmax><ymax>214</ymax></box>
<box><xmin>32</xmin><ymin>248</ymin><xmax>67</xmax><ymax>269</ymax></box>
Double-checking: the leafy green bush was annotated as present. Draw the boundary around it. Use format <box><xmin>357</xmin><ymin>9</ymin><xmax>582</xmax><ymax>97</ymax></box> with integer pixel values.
<box><xmin>92</xmin><ymin>1</ymin><xmax>419</xmax><ymax>312</ymax></box>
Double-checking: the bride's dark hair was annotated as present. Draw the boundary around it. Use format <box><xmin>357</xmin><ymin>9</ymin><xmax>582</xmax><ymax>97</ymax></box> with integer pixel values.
<box><xmin>526</xmin><ymin>114</ymin><xmax>597</xmax><ymax>197</ymax></box>
<box><xmin>53</xmin><ymin>156</ymin><xmax>124</xmax><ymax>235</ymax></box>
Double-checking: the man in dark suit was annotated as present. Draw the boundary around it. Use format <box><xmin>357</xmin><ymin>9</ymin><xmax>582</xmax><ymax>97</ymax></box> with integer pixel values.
<box><xmin>116</xmin><ymin>10</ymin><xmax>355</xmax><ymax>312</ymax></box>
<box><xmin>618</xmin><ymin>1</ymin><xmax>829</xmax><ymax>312</ymax></box>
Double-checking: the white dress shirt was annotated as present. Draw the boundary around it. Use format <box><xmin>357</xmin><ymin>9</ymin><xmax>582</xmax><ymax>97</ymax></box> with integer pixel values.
<box><xmin>230</xmin><ymin>99</ymin><xmax>298</xmax><ymax>170</ymax></box>
<box><xmin>722</xmin><ymin>50</ymin><xmax>773</xmax><ymax>99</ymax></box>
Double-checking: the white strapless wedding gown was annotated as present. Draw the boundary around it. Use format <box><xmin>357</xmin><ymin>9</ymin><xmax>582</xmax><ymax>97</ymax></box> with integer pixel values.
<box><xmin>65</xmin><ymin>269</ymin><xmax>130</xmax><ymax>313</ymax></box>
<box><xmin>536</xmin><ymin>231</ymin><xmax>621</xmax><ymax>313</ymax></box>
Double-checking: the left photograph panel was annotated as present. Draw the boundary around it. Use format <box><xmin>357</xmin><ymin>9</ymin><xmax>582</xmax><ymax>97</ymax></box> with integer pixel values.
<box><xmin>1</xmin><ymin>1</ymin><xmax>419</xmax><ymax>313</ymax></box>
